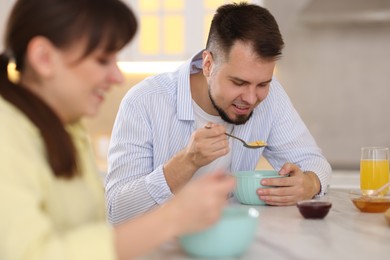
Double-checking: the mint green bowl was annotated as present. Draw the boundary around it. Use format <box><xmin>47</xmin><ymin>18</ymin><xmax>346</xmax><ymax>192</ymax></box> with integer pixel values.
<box><xmin>234</xmin><ymin>170</ymin><xmax>283</xmax><ymax>205</ymax></box>
<box><xmin>179</xmin><ymin>207</ymin><xmax>259</xmax><ymax>258</ymax></box>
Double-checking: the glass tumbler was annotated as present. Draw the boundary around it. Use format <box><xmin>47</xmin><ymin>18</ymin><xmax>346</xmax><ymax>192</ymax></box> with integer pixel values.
<box><xmin>360</xmin><ymin>147</ymin><xmax>390</xmax><ymax>196</ymax></box>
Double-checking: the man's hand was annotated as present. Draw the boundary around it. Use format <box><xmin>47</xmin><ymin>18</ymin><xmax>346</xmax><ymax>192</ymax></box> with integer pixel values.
<box><xmin>163</xmin><ymin>123</ymin><xmax>229</xmax><ymax>193</ymax></box>
<box><xmin>184</xmin><ymin>123</ymin><xmax>229</xmax><ymax>168</ymax></box>
<box><xmin>256</xmin><ymin>163</ymin><xmax>321</xmax><ymax>206</ymax></box>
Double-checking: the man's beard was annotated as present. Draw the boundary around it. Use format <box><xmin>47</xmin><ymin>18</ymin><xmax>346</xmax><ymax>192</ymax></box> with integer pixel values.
<box><xmin>208</xmin><ymin>90</ymin><xmax>253</xmax><ymax>125</ymax></box>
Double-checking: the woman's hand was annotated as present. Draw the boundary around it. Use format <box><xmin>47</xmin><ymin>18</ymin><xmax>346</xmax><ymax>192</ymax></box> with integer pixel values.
<box><xmin>167</xmin><ymin>171</ymin><xmax>235</xmax><ymax>235</ymax></box>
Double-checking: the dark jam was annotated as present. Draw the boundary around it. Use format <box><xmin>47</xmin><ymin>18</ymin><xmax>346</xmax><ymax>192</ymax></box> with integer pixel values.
<box><xmin>297</xmin><ymin>201</ymin><xmax>332</xmax><ymax>219</ymax></box>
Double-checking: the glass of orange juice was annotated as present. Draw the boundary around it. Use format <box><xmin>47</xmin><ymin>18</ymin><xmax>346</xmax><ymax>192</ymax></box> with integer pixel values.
<box><xmin>360</xmin><ymin>147</ymin><xmax>390</xmax><ymax>196</ymax></box>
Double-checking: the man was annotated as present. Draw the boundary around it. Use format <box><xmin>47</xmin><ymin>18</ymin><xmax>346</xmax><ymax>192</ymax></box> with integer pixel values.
<box><xmin>106</xmin><ymin>2</ymin><xmax>331</xmax><ymax>224</ymax></box>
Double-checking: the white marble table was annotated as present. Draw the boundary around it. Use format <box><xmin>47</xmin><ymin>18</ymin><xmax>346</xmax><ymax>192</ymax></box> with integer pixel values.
<box><xmin>141</xmin><ymin>188</ymin><xmax>390</xmax><ymax>260</ymax></box>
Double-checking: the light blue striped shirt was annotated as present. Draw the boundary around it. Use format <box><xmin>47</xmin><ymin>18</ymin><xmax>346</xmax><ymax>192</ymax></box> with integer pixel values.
<box><xmin>106</xmin><ymin>51</ymin><xmax>332</xmax><ymax>224</ymax></box>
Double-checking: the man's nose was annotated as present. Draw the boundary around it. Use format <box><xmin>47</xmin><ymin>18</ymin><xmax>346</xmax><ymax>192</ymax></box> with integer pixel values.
<box><xmin>242</xmin><ymin>86</ymin><xmax>257</xmax><ymax>105</ymax></box>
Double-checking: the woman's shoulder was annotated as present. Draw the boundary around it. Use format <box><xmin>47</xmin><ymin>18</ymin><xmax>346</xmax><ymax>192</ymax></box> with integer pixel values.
<box><xmin>0</xmin><ymin>96</ymin><xmax>44</xmax><ymax>158</ymax></box>
<box><xmin>0</xmin><ymin>96</ymin><xmax>50</xmax><ymax>182</ymax></box>
<box><xmin>0</xmin><ymin>96</ymin><xmax>40</xmax><ymax>135</ymax></box>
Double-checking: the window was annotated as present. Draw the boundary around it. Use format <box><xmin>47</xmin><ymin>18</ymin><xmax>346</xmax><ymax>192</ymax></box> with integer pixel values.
<box><xmin>119</xmin><ymin>0</ymin><xmax>263</xmax><ymax>61</ymax></box>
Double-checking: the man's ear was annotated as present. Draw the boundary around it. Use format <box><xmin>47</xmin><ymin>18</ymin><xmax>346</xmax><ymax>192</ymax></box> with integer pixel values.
<box><xmin>26</xmin><ymin>36</ymin><xmax>56</xmax><ymax>78</ymax></box>
<box><xmin>202</xmin><ymin>50</ymin><xmax>214</xmax><ymax>77</ymax></box>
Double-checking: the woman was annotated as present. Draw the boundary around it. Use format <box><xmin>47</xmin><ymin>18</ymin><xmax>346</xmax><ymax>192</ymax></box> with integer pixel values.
<box><xmin>0</xmin><ymin>0</ymin><xmax>235</xmax><ymax>259</ymax></box>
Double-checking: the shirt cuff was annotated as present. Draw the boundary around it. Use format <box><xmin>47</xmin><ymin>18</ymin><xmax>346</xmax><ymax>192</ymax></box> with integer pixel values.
<box><xmin>145</xmin><ymin>165</ymin><xmax>174</xmax><ymax>205</ymax></box>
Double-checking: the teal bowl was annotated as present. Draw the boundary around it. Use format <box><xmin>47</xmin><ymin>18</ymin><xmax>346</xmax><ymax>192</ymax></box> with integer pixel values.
<box><xmin>234</xmin><ymin>170</ymin><xmax>283</xmax><ymax>205</ymax></box>
<box><xmin>179</xmin><ymin>207</ymin><xmax>259</xmax><ymax>258</ymax></box>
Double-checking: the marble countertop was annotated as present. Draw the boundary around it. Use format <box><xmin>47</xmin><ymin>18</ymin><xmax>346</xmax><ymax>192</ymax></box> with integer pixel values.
<box><xmin>329</xmin><ymin>170</ymin><xmax>360</xmax><ymax>189</ymax></box>
<box><xmin>141</xmin><ymin>188</ymin><xmax>390</xmax><ymax>260</ymax></box>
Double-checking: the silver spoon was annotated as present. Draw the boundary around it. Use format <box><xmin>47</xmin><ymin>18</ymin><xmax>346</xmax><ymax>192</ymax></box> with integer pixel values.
<box><xmin>204</xmin><ymin>125</ymin><xmax>266</xmax><ymax>149</ymax></box>
<box><xmin>224</xmin><ymin>132</ymin><xmax>266</xmax><ymax>149</ymax></box>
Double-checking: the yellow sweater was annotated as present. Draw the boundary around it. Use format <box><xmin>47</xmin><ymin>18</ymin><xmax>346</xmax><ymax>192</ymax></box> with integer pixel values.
<box><xmin>0</xmin><ymin>96</ymin><xmax>116</xmax><ymax>260</ymax></box>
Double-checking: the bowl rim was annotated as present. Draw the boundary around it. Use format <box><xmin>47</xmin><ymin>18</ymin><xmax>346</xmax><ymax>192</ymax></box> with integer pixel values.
<box><xmin>222</xmin><ymin>206</ymin><xmax>260</xmax><ymax>218</ymax></box>
<box><xmin>234</xmin><ymin>170</ymin><xmax>281</xmax><ymax>178</ymax></box>
<box><xmin>297</xmin><ymin>199</ymin><xmax>332</xmax><ymax>207</ymax></box>
<box><xmin>349</xmin><ymin>190</ymin><xmax>390</xmax><ymax>202</ymax></box>
<box><xmin>351</xmin><ymin>196</ymin><xmax>390</xmax><ymax>203</ymax></box>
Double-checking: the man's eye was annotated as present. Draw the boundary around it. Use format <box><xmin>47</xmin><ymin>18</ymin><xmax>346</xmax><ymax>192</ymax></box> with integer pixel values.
<box><xmin>233</xmin><ymin>81</ymin><xmax>245</xmax><ymax>86</ymax></box>
<box><xmin>258</xmin><ymin>83</ymin><xmax>269</xmax><ymax>88</ymax></box>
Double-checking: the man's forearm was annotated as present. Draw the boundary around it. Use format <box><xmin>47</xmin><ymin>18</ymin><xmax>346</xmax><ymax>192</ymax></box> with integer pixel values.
<box><xmin>163</xmin><ymin>150</ymin><xmax>199</xmax><ymax>194</ymax></box>
<box><xmin>107</xmin><ymin>177</ymin><xmax>159</xmax><ymax>225</ymax></box>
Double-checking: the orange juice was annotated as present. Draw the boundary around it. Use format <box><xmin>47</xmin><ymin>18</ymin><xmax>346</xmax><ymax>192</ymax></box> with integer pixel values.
<box><xmin>360</xmin><ymin>159</ymin><xmax>389</xmax><ymax>196</ymax></box>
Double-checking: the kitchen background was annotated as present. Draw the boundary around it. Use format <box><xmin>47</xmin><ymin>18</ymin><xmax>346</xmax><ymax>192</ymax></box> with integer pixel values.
<box><xmin>1</xmin><ymin>0</ymin><xmax>390</xmax><ymax>177</ymax></box>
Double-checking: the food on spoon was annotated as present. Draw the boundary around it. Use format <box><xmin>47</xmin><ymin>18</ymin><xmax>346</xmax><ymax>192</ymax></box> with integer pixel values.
<box><xmin>247</xmin><ymin>140</ymin><xmax>267</xmax><ymax>147</ymax></box>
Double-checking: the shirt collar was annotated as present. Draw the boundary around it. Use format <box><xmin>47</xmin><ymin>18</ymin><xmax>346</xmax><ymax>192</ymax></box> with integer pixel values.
<box><xmin>176</xmin><ymin>50</ymin><xmax>204</xmax><ymax>121</ymax></box>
